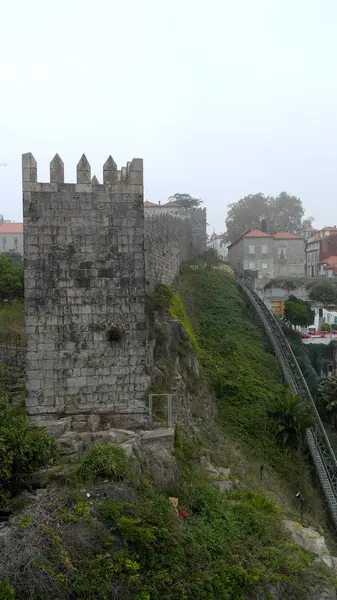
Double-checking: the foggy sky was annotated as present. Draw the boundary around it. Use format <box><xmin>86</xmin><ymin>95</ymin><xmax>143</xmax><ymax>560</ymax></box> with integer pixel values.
<box><xmin>1</xmin><ymin>0</ymin><xmax>337</xmax><ymax>233</ymax></box>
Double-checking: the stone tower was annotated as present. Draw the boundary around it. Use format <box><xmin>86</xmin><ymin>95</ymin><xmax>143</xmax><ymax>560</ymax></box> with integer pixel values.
<box><xmin>23</xmin><ymin>153</ymin><xmax>149</xmax><ymax>430</ymax></box>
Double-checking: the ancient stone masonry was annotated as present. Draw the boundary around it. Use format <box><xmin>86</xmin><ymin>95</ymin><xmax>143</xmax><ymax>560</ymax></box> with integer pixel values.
<box><xmin>23</xmin><ymin>152</ymin><xmax>207</xmax><ymax>430</ymax></box>
<box><xmin>23</xmin><ymin>153</ymin><xmax>148</xmax><ymax>427</ymax></box>
<box><xmin>144</xmin><ymin>208</ymin><xmax>207</xmax><ymax>289</ymax></box>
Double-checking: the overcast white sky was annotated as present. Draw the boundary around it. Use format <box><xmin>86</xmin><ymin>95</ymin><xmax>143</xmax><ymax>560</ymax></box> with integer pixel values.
<box><xmin>1</xmin><ymin>0</ymin><xmax>337</xmax><ymax>232</ymax></box>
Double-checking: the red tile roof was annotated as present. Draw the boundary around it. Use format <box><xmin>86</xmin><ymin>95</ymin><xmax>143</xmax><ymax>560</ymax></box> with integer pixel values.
<box><xmin>319</xmin><ymin>256</ymin><xmax>337</xmax><ymax>265</ymax></box>
<box><xmin>243</xmin><ymin>228</ymin><xmax>272</xmax><ymax>238</ymax></box>
<box><xmin>272</xmin><ymin>231</ymin><xmax>302</xmax><ymax>240</ymax></box>
<box><xmin>160</xmin><ymin>201</ymin><xmax>181</xmax><ymax>207</ymax></box>
<box><xmin>144</xmin><ymin>201</ymin><xmax>159</xmax><ymax>207</ymax></box>
<box><xmin>0</xmin><ymin>223</ymin><xmax>23</xmax><ymax>234</ymax></box>
<box><xmin>228</xmin><ymin>228</ymin><xmax>271</xmax><ymax>248</ymax></box>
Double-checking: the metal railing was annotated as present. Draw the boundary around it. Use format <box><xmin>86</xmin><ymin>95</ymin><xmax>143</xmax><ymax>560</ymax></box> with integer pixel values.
<box><xmin>238</xmin><ymin>280</ymin><xmax>337</xmax><ymax>528</ymax></box>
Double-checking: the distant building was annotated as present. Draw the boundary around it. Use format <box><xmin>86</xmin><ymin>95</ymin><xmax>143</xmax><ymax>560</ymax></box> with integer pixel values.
<box><xmin>228</xmin><ymin>227</ymin><xmax>305</xmax><ymax>279</ymax></box>
<box><xmin>207</xmin><ymin>233</ymin><xmax>229</xmax><ymax>261</ymax></box>
<box><xmin>143</xmin><ymin>200</ymin><xmax>161</xmax><ymax>214</ymax></box>
<box><xmin>306</xmin><ymin>226</ymin><xmax>337</xmax><ymax>276</ymax></box>
<box><xmin>0</xmin><ymin>223</ymin><xmax>23</xmax><ymax>255</ymax></box>
<box><xmin>298</xmin><ymin>227</ymin><xmax>319</xmax><ymax>242</ymax></box>
<box><xmin>318</xmin><ymin>256</ymin><xmax>337</xmax><ymax>278</ymax></box>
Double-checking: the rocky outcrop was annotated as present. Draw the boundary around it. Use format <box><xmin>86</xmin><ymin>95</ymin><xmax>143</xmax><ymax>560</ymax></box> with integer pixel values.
<box><xmin>284</xmin><ymin>519</ymin><xmax>337</xmax><ymax>573</ymax></box>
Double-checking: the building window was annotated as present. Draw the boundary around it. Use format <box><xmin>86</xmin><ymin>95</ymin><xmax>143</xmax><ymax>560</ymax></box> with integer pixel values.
<box><xmin>277</xmin><ymin>246</ymin><xmax>287</xmax><ymax>259</ymax></box>
<box><xmin>248</xmin><ymin>262</ymin><xmax>255</xmax><ymax>270</ymax></box>
<box><xmin>248</xmin><ymin>245</ymin><xmax>255</xmax><ymax>255</ymax></box>
<box><xmin>262</xmin><ymin>262</ymin><xmax>268</xmax><ymax>269</ymax></box>
<box><xmin>14</xmin><ymin>237</ymin><xmax>18</xmax><ymax>245</ymax></box>
<box><xmin>262</xmin><ymin>245</ymin><xmax>268</xmax><ymax>255</ymax></box>
<box><xmin>319</xmin><ymin>308</ymin><xmax>323</xmax><ymax>318</ymax></box>
<box><xmin>2</xmin><ymin>238</ymin><xmax>6</xmax><ymax>246</ymax></box>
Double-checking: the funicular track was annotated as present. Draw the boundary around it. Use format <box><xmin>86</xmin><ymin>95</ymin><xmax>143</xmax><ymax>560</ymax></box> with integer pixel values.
<box><xmin>238</xmin><ymin>280</ymin><xmax>337</xmax><ymax>529</ymax></box>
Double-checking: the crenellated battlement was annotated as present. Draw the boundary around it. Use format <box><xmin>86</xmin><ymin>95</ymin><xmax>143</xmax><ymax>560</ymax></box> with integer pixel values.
<box><xmin>22</xmin><ymin>153</ymin><xmax>143</xmax><ymax>191</ymax></box>
<box><xmin>23</xmin><ymin>151</ymin><xmax>147</xmax><ymax>425</ymax></box>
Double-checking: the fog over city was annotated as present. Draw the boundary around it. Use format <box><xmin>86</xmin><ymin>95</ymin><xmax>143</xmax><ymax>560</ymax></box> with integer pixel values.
<box><xmin>1</xmin><ymin>0</ymin><xmax>337</xmax><ymax>231</ymax></box>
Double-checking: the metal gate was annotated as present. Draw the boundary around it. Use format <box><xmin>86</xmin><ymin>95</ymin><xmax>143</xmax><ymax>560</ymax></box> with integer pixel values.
<box><xmin>148</xmin><ymin>393</ymin><xmax>174</xmax><ymax>428</ymax></box>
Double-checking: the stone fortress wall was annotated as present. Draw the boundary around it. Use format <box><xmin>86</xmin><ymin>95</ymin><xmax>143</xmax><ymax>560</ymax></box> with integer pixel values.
<box><xmin>144</xmin><ymin>208</ymin><xmax>206</xmax><ymax>288</ymax></box>
<box><xmin>22</xmin><ymin>153</ymin><xmax>206</xmax><ymax>430</ymax></box>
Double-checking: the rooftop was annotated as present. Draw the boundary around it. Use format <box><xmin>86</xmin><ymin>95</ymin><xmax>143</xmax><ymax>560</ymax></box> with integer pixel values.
<box><xmin>144</xmin><ymin>200</ymin><xmax>159</xmax><ymax>207</ymax></box>
<box><xmin>243</xmin><ymin>228</ymin><xmax>272</xmax><ymax>238</ymax></box>
<box><xmin>160</xmin><ymin>201</ymin><xmax>182</xmax><ymax>208</ymax></box>
<box><xmin>319</xmin><ymin>255</ymin><xmax>337</xmax><ymax>265</ymax></box>
<box><xmin>272</xmin><ymin>231</ymin><xmax>302</xmax><ymax>240</ymax></box>
<box><xmin>0</xmin><ymin>223</ymin><xmax>23</xmax><ymax>234</ymax></box>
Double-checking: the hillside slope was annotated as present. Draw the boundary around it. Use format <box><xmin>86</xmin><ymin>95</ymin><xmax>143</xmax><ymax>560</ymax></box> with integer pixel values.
<box><xmin>175</xmin><ymin>265</ymin><xmax>336</xmax><ymax>540</ymax></box>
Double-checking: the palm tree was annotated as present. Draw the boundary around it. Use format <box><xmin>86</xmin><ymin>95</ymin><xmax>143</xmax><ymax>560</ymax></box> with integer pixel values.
<box><xmin>270</xmin><ymin>390</ymin><xmax>315</xmax><ymax>449</ymax></box>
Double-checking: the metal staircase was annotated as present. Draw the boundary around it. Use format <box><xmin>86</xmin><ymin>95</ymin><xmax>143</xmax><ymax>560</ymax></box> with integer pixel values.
<box><xmin>238</xmin><ymin>280</ymin><xmax>337</xmax><ymax>528</ymax></box>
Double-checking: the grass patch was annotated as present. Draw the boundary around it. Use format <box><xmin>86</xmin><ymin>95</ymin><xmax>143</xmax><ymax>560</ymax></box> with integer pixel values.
<box><xmin>78</xmin><ymin>444</ymin><xmax>128</xmax><ymax>482</ymax></box>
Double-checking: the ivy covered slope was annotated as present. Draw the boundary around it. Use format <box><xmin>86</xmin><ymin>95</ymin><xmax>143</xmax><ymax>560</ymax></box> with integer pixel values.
<box><xmin>175</xmin><ymin>265</ymin><xmax>333</xmax><ymax>526</ymax></box>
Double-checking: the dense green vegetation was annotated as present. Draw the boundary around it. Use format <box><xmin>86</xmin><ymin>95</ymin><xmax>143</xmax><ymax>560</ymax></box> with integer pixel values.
<box><xmin>307</xmin><ymin>280</ymin><xmax>337</xmax><ymax>306</ymax></box>
<box><xmin>284</xmin><ymin>295</ymin><xmax>315</xmax><ymax>328</ymax></box>
<box><xmin>0</xmin><ymin>437</ymin><xmax>328</xmax><ymax>600</ymax></box>
<box><xmin>0</xmin><ymin>254</ymin><xmax>24</xmax><ymax>303</ymax></box>
<box><xmin>175</xmin><ymin>267</ymin><xmax>316</xmax><ymax>481</ymax></box>
<box><xmin>0</xmin><ymin>385</ymin><xmax>58</xmax><ymax>507</ymax></box>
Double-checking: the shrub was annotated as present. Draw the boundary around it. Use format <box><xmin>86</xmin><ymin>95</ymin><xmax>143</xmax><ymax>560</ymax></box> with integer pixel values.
<box><xmin>78</xmin><ymin>444</ymin><xmax>128</xmax><ymax>482</ymax></box>
<box><xmin>0</xmin><ymin>391</ymin><xmax>58</xmax><ymax>505</ymax></box>
<box><xmin>98</xmin><ymin>500</ymin><xmax>132</xmax><ymax>523</ymax></box>
<box><xmin>321</xmin><ymin>322</ymin><xmax>336</xmax><ymax>332</ymax></box>
<box><xmin>145</xmin><ymin>284</ymin><xmax>173</xmax><ymax>313</ymax></box>
<box><xmin>0</xmin><ymin>579</ymin><xmax>15</xmax><ymax>600</ymax></box>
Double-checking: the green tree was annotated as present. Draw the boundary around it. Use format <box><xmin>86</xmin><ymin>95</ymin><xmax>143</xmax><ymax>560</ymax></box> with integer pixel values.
<box><xmin>307</xmin><ymin>280</ymin><xmax>337</xmax><ymax>307</ymax></box>
<box><xmin>225</xmin><ymin>192</ymin><xmax>313</xmax><ymax>242</ymax></box>
<box><xmin>269</xmin><ymin>390</ymin><xmax>314</xmax><ymax>449</ymax></box>
<box><xmin>200</xmin><ymin>248</ymin><xmax>219</xmax><ymax>268</ymax></box>
<box><xmin>284</xmin><ymin>295</ymin><xmax>315</xmax><ymax>328</ymax></box>
<box><xmin>168</xmin><ymin>193</ymin><xmax>203</xmax><ymax>209</ymax></box>
<box><xmin>0</xmin><ymin>254</ymin><xmax>24</xmax><ymax>301</ymax></box>
<box><xmin>268</xmin><ymin>192</ymin><xmax>309</xmax><ymax>233</ymax></box>
<box><xmin>317</xmin><ymin>377</ymin><xmax>337</xmax><ymax>428</ymax></box>
<box><xmin>225</xmin><ymin>193</ymin><xmax>269</xmax><ymax>242</ymax></box>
